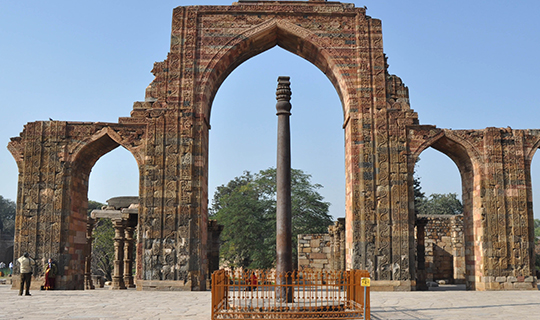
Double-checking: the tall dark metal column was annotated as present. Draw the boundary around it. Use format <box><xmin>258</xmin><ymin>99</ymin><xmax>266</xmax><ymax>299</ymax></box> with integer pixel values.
<box><xmin>275</xmin><ymin>76</ymin><xmax>293</xmax><ymax>302</ymax></box>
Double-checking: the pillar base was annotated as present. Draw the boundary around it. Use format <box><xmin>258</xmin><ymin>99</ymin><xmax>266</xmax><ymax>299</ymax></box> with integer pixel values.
<box><xmin>111</xmin><ymin>276</ymin><xmax>127</xmax><ymax>290</ymax></box>
<box><xmin>135</xmin><ymin>280</ymin><xmax>194</xmax><ymax>291</ymax></box>
<box><xmin>124</xmin><ymin>276</ymin><xmax>136</xmax><ymax>288</ymax></box>
<box><xmin>370</xmin><ymin>280</ymin><xmax>415</xmax><ymax>291</ymax></box>
<box><xmin>84</xmin><ymin>273</ymin><xmax>95</xmax><ymax>290</ymax></box>
<box><xmin>475</xmin><ymin>276</ymin><xmax>538</xmax><ymax>291</ymax></box>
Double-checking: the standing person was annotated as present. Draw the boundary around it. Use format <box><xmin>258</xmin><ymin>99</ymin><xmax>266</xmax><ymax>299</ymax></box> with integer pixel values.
<box><xmin>246</xmin><ymin>271</ymin><xmax>258</xmax><ymax>291</ymax></box>
<box><xmin>44</xmin><ymin>258</ymin><xmax>57</xmax><ymax>290</ymax></box>
<box><xmin>9</xmin><ymin>261</ymin><xmax>13</xmax><ymax>276</ymax></box>
<box><xmin>17</xmin><ymin>253</ymin><xmax>35</xmax><ymax>296</ymax></box>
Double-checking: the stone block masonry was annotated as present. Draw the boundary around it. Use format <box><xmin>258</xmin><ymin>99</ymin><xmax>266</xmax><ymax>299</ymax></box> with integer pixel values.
<box><xmin>419</xmin><ymin>214</ymin><xmax>465</xmax><ymax>284</ymax></box>
<box><xmin>298</xmin><ymin>219</ymin><xmax>345</xmax><ymax>271</ymax></box>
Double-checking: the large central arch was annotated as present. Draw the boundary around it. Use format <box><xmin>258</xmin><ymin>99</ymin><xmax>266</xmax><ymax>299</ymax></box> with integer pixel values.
<box><xmin>199</xmin><ymin>18</ymin><xmax>347</xmax><ymax>120</ymax></box>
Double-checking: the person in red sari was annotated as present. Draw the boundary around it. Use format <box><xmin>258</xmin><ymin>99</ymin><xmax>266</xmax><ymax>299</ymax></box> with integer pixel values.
<box><xmin>44</xmin><ymin>258</ymin><xmax>57</xmax><ymax>290</ymax></box>
<box><xmin>246</xmin><ymin>271</ymin><xmax>258</xmax><ymax>291</ymax></box>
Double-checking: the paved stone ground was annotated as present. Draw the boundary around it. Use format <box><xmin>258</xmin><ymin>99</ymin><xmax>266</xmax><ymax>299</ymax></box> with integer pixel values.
<box><xmin>1</xmin><ymin>283</ymin><xmax>539</xmax><ymax>319</ymax></box>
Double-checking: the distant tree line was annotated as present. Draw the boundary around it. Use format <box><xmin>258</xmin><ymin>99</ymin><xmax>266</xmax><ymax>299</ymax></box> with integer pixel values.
<box><xmin>0</xmin><ymin>196</ymin><xmax>16</xmax><ymax>237</ymax></box>
<box><xmin>414</xmin><ymin>164</ymin><xmax>463</xmax><ymax>216</ymax></box>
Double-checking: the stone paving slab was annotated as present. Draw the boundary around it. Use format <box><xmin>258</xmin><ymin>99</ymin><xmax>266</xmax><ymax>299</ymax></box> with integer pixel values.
<box><xmin>1</xmin><ymin>284</ymin><xmax>539</xmax><ymax>319</ymax></box>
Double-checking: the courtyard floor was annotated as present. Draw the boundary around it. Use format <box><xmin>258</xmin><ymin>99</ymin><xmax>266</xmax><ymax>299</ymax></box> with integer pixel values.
<box><xmin>1</xmin><ymin>283</ymin><xmax>539</xmax><ymax>319</ymax></box>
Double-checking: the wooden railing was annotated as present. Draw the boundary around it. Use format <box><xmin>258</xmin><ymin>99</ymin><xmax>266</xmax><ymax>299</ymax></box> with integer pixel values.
<box><xmin>211</xmin><ymin>269</ymin><xmax>370</xmax><ymax>319</ymax></box>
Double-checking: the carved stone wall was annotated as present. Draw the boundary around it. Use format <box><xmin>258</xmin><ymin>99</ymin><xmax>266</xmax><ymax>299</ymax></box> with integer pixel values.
<box><xmin>7</xmin><ymin>1</ymin><xmax>539</xmax><ymax>291</ymax></box>
<box><xmin>408</xmin><ymin>127</ymin><xmax>540</xmax><ymax>290</ymax></box>
<box><xmin>8</xmin><ymin>122</ymin><xmax>145</xmax><ymax>290</ymax></box>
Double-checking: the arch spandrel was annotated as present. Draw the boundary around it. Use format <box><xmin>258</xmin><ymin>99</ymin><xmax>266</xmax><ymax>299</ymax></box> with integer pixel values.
<box><xmin>194</xmin><ymin>15</ymin><xmax>363</xmax><ymax>123</ymax></box>
<box><xmin>70</xmin><ymin>126</ymin><xmax>146</xmax><ymax>171</ymax></box>
<box><xmin>523</xmin><ymin>129</ymin><xmax>540</xmax><ymax>162</ymax></box>
<box><xmin>407</xmin><ymin>127</ymin><xmax>483</xmax><ymax>172</ymax></box>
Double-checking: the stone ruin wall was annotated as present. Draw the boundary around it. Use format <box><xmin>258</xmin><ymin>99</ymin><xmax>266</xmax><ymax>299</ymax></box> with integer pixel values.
<box><xmin>298</xmin><ymin>219</ymin><xmax>345</xmax><ymax>271</ymax></box>
<box><xmin>300</xmin><ymin>215</ymin><xmax>467</xmax><ymax>286</ymax></box>
<box><xmin>419</xmin><ymin>214</ymin><xmax>465</xmax><ymax>284</ymax></box>
<box><xmin>298</xmin><ymin>234</ymin><xmax>332</xmax><ymax>270</ymax></box>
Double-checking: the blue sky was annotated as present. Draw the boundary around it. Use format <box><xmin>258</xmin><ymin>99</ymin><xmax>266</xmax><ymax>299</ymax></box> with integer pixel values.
<box><xmin>1</xmin><ymin>1</ymin><xmax>539</xmax><ymax>220</ymax></box>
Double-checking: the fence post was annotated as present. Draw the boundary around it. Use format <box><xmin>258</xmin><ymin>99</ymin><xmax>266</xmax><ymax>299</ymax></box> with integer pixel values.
<box><xmin>361</xmin><ymin>276</ymin><xmax>370</xmax><ymax>320</ymax></box>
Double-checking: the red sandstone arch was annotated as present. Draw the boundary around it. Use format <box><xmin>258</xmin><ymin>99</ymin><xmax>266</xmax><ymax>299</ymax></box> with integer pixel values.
<box><xmin>523</xmin><ymin>135</ymin><xmax>540</xmax><ymax>257</ymax></box>
<box><xmin>409</xmin><ymin>129</ymin><xmax>482</xmax><ymax>289</ymax></box>
<box><xmin>67</xmin><ymin>128</ymin><xmax>141</xmax><ymax>288</ymax></box>
<box><xmin>198</xmin><ymin>19</ymin><xmax>349</xmax><ymax>122</ymax></box>
<box><xmin>70</xmin><ymin>128</ymin><xmax>142</xmax><ymax>218</ymax></box>
<box><xmin>71</xmin><ymin>127</ymin><xmax>143</xmax><ymax>170</ymax></box>
<box><xmin>10</xmin><ymin>2</ymin><xmax>538</xmax><ymax>291</ymax></box>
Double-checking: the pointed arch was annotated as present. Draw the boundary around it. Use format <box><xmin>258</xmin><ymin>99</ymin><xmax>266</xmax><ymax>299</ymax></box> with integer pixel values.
<box><xmin>526</xmin><ymin>135</ymin><xmax>540</xmax><ymax>163</ymax></box>
<box><xmin>71</xmin><ymin>127</ymin><xmax>141</xmax><ymax>174</ymax></box>
<box><xmin>411</xmin><ymin>128</ymin><xmax>481</xmax><ymax>290</ymax></box>
<box><xmin>198</xmin><ymin>18</ymin><xmax>349</xmax><ymax>122</ymax></box>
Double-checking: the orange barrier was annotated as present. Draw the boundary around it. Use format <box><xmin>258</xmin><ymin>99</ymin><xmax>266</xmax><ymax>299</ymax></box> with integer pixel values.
<box><xmin>211</xmin><ymin>269</ymin><xmax>370</xmax><ymax>319</ymax></box>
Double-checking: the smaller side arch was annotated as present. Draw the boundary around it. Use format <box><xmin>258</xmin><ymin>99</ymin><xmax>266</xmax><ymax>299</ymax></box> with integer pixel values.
<box><xmin>64</xmin><ymin>125</ymin><xmax>143</xmax><ymax>289</ymax></box>
<box><xmin>70</xmin><ymin>126</ymin><xmax>143</xmax><ymax>173</ymax></box>
<box><xmin>525</xmin><ymin>133</ymin><xmax>540</xmax><ymax>163</ymax></box>
<box><xmin>408</xmin><ymin>126</ymin><xmax>481</xmax><ymax>290</ymax></box>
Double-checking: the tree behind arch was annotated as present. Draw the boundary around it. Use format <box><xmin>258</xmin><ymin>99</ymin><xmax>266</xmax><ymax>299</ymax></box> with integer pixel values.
<box><xmin>210</xmin><ymin>168</ymin><xmax>333</xmax><ymax>269</ymax></box>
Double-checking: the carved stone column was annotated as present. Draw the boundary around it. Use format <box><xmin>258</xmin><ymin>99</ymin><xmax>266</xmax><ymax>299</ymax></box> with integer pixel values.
<box><xmin>123</xmin><ymin>223</ymin><xmax>136</xmax><ymax>288</ymax></box>
<box><xmin>416</xmin><ymin>217</ymin><xmax>428</xmax><ymax>291</ymax></box>
<box><xmin>112</xmin><ymin>219</ymin><xmax>127</xmax><ymax>290</ymax></box>
<box><xmin>275</xmin><ymin>76</ymin><xmax>293</xmax><ymax>302</ymax></box>
<box><xmin>84</xmin><ymin>217</ymin><xmax>96</xmax><ymax>290</ymax></box>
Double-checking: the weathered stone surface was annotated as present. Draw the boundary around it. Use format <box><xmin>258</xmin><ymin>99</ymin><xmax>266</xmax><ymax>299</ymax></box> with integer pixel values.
<box><xmin>418</xmin><ymin>214</ymin><xmax>465</xmax><ymax>284</ymax></box>
<box><xmin>106</xmin><ymin>197</ymin><xmax>139</xmax><ymax>209</ymax></box>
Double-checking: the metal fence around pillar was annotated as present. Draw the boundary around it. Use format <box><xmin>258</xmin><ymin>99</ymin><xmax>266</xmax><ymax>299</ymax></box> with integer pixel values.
<box><xmin>211</xmin><ymin>269</ymin><xmax>370</xmax><ymax>319</ymax></box>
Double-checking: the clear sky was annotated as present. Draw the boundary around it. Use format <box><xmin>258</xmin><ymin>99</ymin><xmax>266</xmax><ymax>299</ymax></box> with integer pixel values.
<box><xmin>1</xmin><ymin>1</ymin><xmax>539</xmax><ymax>220</ymax></box>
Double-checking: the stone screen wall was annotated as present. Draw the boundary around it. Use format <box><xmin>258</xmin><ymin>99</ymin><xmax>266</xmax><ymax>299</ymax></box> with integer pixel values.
<box><xmin>419</xmin><ymin>214</ymin><xmax>465</xmax><ymax>284</ymax></box>
<box><xmin>298</xmin><ymin>234</ymin><xmax>332</xmax><ymax>270</ymax></box>
<box><xmin>298</xmin><ymin>219</ymin><xmax>345</xmax><ymax>271</ymax></box>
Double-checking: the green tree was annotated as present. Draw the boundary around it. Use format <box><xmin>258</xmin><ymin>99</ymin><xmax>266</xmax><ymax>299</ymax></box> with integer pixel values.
<box><xmin>87</xmin><ymin>200</ymin><xmax>114</xmax><ymax>281</ymax></box>
<box><xmin>87</xmin><ymin>200</ymin><xmax>104</xmax><ymax>214</ymax></box>
<box><xmin>92</xmin><ymin>219</ymin><xmax>114</xmax><ymax>281</ymax></box>
<box><xmin>413</xmin><ymin>176</ymin><xmax>425</xmax><ymax>215</ymax></box>
<box><xmin>417</xmin><ymin>193</ymin><xmax>463</xmax><ymax>215</ymax></box>
<box><xmin>0</xmin><ymin>195</ymin><xmax>16</xmax><ymax>237</ymax></box>
<box><xmin>210</xmin><ymin>168</ymin><xmax>333</xmax><ymax>269</ymax></box>
<box><xmin>413</xmin><ymin>158</ymin><xmax>426</xmax><ymax>215</ymax></box>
